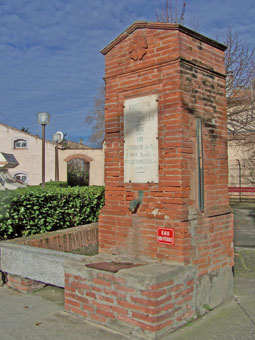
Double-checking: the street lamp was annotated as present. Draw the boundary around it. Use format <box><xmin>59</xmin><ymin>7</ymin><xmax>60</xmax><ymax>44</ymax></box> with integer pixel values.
<box><xmin>53</xmin><ymin>131</ymin><xmax>64</xmax><ymax>182</ymax></box>
<box><xmin>37</xmin><ymin>112</ymin><xmax>50</xmax><ymax>188</ymax></box>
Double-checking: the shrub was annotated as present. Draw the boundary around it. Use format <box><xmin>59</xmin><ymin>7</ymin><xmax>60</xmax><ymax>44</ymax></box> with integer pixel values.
<box><xmin>0</xmin><ymin>185</ymin><xmax>104</xmax><ymax>240</ymax></box>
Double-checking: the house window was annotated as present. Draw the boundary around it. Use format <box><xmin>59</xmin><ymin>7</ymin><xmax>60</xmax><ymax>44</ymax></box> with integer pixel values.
<box><xmin>14</xmin><ymin>139</ymin><xmax>27</xmax><ymax>149</ymax></box>
<box><xmin>14</xmin><ymin>173</ymin><xmax>28</xmax><ymax>183</ymax></box>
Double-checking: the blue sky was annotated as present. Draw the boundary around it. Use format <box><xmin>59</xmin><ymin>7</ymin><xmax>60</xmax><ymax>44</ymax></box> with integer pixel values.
<box><xmin>0</xmin><ymin>0</ymin><xmax>254</xmax><ymax>145</ymax></box>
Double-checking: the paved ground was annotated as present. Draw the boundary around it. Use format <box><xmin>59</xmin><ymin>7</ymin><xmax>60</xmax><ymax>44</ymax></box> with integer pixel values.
<box><xmin>0</xmin><ymin>285</ymin><xmax>129</xmax><ymax>340</ymax></box>
<box><xmin>165</xmin><ymin>272</ymin><xmax>255</xmax><ymax>340</ymax></box>
<box><xmin>0</xmin><ymin>247</ymin><xmax>254</xmax><ymax>340</ymax></box>
<box><xmin>232</xmin><ymin>205</ymin><xmax>255</xmax><ymax>247</ymax></box>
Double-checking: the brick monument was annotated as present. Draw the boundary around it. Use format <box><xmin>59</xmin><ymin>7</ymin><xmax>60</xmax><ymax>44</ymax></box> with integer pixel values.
<box><xmin>64</xmin><ymin>22</ymin><xmax>234</xmax><ymax>339</ymax></box>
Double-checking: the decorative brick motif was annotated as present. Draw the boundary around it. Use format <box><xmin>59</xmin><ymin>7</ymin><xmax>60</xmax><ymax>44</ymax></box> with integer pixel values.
<box><xmin>129</xmin><ymin>34</ymin><xmax>148</xmax><ymax>61</ymax></box>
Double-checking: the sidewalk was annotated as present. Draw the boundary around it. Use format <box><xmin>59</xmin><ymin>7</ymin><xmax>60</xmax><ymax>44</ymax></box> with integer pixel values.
<box><xmin>0</xmin><ymin>247</ymin><xmax>254</xmax><ymax>340</ymax></box>
<box><xmin>165</xmin><ymin>276</ymin><xmax>255</xmax><ymax>340</ymax></box>
<box><xmin>0</xmin><ymin>284</ymin><xmax>129</xmax><ymax>340</ymax></box>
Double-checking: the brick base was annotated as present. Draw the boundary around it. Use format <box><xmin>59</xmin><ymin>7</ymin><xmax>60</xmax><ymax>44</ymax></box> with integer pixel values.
<box><xmin>64</xmin><ymin>259</ymin><xmax>196</xmax><ymax>339</ymax></box>
<box><xmin>7</xmin><ymin>274</ymin><xmax>45</xmax><ymax>293</ymax></box>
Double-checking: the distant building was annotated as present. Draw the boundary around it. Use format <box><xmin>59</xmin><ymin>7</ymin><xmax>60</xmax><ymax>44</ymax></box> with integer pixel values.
<box><xmin>228</xmin><ymin>133</ymin><xmax>255</xmax><ymax>187</ymax></box>
<box><xmin>0</xmin><ymin>122</ymin><xmax>104</xmax><ymax>186</ymax></box>
<box><xmin>228</xmin><ymin>84</ymin><xmax>255</xmax><ymax>197</ymax></box>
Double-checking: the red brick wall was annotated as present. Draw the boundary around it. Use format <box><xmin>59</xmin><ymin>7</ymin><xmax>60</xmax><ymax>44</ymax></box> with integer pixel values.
<box><xmin>99</xmin><ymin>22</ymin><xmax>233</xmax><ymax>272</ymax></box>
<box><xmin>65</xmin><ymin>266</ymin><xmax>195</xmax><ymax>338</ymax></box>
<box><xmin>11</xmin><ymin>223</ymin><xmax>98</xmax><ymax>253</ymax></box>
<box><xmin>7</xmin><ymin>274</ymin><xmax>45</xmax><ymax>293</ymax></box>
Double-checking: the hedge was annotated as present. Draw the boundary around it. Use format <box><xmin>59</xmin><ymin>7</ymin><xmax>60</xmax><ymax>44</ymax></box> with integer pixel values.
<box><xmin>0</xmin><ymin>184</ymin><xmax>105</xmax><ymax>240</ymax></box>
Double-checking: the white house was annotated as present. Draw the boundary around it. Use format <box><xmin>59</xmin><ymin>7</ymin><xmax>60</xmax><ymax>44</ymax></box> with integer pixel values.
<box><xmin>0</xmin><ymin>122</ymin><xmax>104</xmax><ymax>186</ymax></box>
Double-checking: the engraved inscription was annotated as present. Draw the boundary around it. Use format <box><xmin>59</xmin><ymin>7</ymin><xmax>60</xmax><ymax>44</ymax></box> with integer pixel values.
<box><xmin>124</xmin><ymin>95</ymin><xmax>158</xmax><ymax>183</ymax></box>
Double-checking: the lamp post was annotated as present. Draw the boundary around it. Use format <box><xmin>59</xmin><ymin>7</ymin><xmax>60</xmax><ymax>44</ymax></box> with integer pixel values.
<box><xmin>37</xmin><ymin>112</ymin><xmax>50</xmax><ymax>188</ymax></box>
<box><xmin>53</xmin><ymin>131</ymin><xmax>63</xmax><ymax>182</ymax></box>
<box><xmin>236</xmin><ymin>159</ymin><xmax>241</xmax><ymax>203</ymax></box>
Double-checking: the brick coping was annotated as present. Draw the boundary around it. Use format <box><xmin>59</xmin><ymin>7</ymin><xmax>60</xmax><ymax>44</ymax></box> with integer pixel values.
<box><xmin>101</xmin><ymin>21</ymin><xmax>226</xmax><ymax>55</ymax></box>
<box><xmin>6</xmin><ymin>223</ymin><xmax>98</xmax><ymax>253</ymax></box>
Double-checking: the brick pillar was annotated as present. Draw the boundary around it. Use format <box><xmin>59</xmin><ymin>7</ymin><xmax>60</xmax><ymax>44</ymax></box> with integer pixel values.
<box><xmin>63</xmin><ymin>23</ymin><xmax>234</xmax><ymax>337</ymax></box>
<box><xmin>99</xmin><ymin>22</ymin><xmax>233</xmax><ymax>273</ymax></box>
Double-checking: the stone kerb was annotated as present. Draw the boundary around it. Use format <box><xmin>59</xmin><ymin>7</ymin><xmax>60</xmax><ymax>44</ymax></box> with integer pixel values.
<box><xmin>0</xmin><ymin>223</ymin><xmax>99</xmax><ymax>290</ymax></box>
<box><xmin>0</xmin><ymin>223</ymin><xmax>99</xmax><ymax>293</ymax></box>
<box><xmin>0</xmin><ymin>242</ymin><xmax>87</xmax><ymax>287</ymax></box>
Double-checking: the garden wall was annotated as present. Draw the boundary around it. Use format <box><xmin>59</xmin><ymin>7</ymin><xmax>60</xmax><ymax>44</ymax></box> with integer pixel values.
<box><xmin>8</xmin><ymin>223</ymin><xmax>98</xmax><ymax>253</ymax></box>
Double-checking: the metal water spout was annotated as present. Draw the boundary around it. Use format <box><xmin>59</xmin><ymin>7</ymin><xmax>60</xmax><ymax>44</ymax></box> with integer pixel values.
<box><xmin>128</xmin><ymin>190</ymin><xmax>144</xmax><ymax>213</ymax></box>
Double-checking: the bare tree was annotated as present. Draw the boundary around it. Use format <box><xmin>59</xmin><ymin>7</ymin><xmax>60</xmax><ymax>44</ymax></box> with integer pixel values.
<box><xmin>67</xmin><ymin>158</ymin><xmax>89</xmax><ymax>186</ymax></box>
<box><xmin>85</xmin><ymin>1</ymin><xmax>187</xmax><ymax>146</ymax></box>
<box><xmin>86</xmin><ymin>5</ymin><xmax>255</xmax><ymax>146</ymax></box>
<box><xmin>189</xmin><ymin>16</ymin><xmax>201</xmax><ymax>31</ymax></box>
<box><xmin>227</xmin><ymin>82</ymin><xmax>255</xmax><ymax>134</ymax></box>
<box><xmin>224</xmin><ymin>27</ymin><xmax>255</xmax><ymax>134</ymax></box>
<box><xmin>225</xmin><ymin>28</ymin><xmax>255</xmax><ymax>97</ymax></box>
<box><xmin>85</xmin><ymin>84</ymin><xmax>105</xmax><ymax>147</ymax></box>
<box><xmin>156</xmin><ymin>0</ymin><xmax>186</xmax><ymax>24</ymax></box>
<box><xmin>155</xmin><ymin>2</ymin><xmax>255</xmax><ymax>134</ymax></box>
<box><xmin>220</xmin><ymin>28</ymin><xmax>255</xmax><ymax>186</ymax></box>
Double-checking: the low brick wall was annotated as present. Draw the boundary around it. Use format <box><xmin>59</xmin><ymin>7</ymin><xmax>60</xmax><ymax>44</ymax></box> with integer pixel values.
<box><xmin>7</xmin><ymin>273</ymin><xmax>45</xmax><ymax>293</ymax></box>
<box><xmin>10</xmin><ymin>223</ymin><xmax>98</xmax><ymax>253</ymax></box>
<box><xmin>64</xmin><ymin>260</ymin><xmax>196</xmax><ymax>340</ymax></box>
<box><xmin>0</xmin><ymin>223</ymin><xmax>99</xmax><ymax>289</ymax></box>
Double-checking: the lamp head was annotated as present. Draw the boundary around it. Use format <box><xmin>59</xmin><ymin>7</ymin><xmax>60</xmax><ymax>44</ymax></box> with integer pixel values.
<box><xmin>53</xmin><ymin>131</ymin><xmax>64</xmax><ymax>143</ymax></box>
<box><xmin>37</xmin><ymin>112</ymin><xmax>50</xmax><ymax>125</ymax></box>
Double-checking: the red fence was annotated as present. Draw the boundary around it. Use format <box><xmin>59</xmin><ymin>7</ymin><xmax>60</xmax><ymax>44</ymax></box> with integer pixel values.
<box><xmin>229</xmin><ymin>187</ymin><xmax>255</xmax><ymax>193</ymax></box>
<box><xmin>229</xmin><ymin>187</ymin><xmax>255</xmax><ymax>200</ymax></box>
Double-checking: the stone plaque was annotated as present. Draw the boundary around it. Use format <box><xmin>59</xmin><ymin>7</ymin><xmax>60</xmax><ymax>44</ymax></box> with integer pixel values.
<box><xmin>124</xmin><ymin>94</ymin><xmax>158</xmax><ymax>183</ymax></box>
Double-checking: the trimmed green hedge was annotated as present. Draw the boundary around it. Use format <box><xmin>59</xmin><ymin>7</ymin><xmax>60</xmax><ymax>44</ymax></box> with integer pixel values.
<box><xmin>0</xmin><ymin>184</ymin><xmax>105</xmax><ymax>240</ymax></box>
